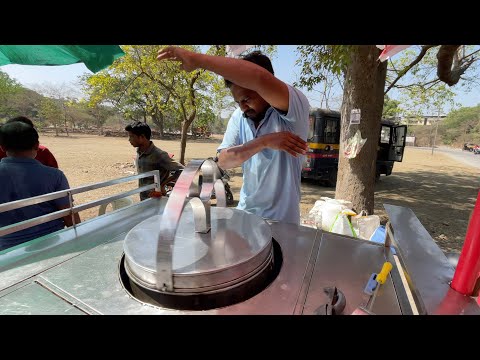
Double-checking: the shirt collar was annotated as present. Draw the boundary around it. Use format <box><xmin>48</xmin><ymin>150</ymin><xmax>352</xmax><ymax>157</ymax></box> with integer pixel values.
<box><xmin>137</xmin><ymin>141</ymin><xmax>155</xmax><ymax>156</ymax></box>
<box><xmin>245</xmin><ymin>107</ymin><xmax>274</xmax><ymax>129</ymax></box>
<box><xmin>1</xmin><ymin>157</ymin><xmax>39</xmax><ymax>164</ymax></box>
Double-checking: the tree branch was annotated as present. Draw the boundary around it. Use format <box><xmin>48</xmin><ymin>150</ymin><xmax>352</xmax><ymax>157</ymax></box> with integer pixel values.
<box><xmin>114</xmin><ymin>73</ymin><xmax>142</xmax><ymax>104</ymax></box>
<box><xmin>186</xmin><ymin>72</ymin><xmax>201</xmax><ymax>121</ymax></box>
<box><xmin>465</xmin><ymin>48</ymin><xmax>480</xmax><ymax>59</ymax></box>
<box><xmin>131</xmin><ymin>47</ymin><xmax>181</xmax><ymax>99</ymax></box>
<box><xmin>436</xmin><ymin>45</ymin><xmax>476</xmax><ymax>86</ymax></box>
<box><xmin>425</xmin><ymin>79</ymin><xmax>441</xmax><ymax>90</ymax></box>
<box><xmin>385</xmin><ymin>45</ymin><xmax>437</xmax><ymax>94</ymax></box>
<box><xmin>393</xmin><ymin>78</ymin><xmax>439</xmax><ymax>90</ymax></box>
<box><xmin>141</xmin><ymin>70</ymin><xmax>181</xmax><ymax>100</ymax></box>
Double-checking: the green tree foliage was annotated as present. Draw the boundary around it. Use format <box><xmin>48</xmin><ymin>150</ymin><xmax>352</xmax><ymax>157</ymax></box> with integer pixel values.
<box><xmin>87</xmin><ymin>103</ymin><xmax>114</xmax><ymax>135</ymax></box>
<box><xmin>296</xmin><ymin>45</ymin><xmax>479</xmax><ymax>117</ymax></box>
<box><xmin>295</xmin><ymin>46</ymin><xmax>351</xmax><ymax>90</ymax></box>
<box><xmin>83</xmin><ymin>45</ymin><xmax>226</xmax><ymax>164</ymax></box>
<box><xmin>0</xmin><ymin>70</ymin><xmax>23</xmax><ymax>119</ymax></box>
<box><xmin>210</xmin><ymin>115</ymin><xmax>228</xmax><ymax>135</ymax></box>
<box><xmin>0</xmin><ymin>70</ymin><xmax>106</xmax><ymax>132</ymax></box>
<box><xmin>382</xmin><ymin>95</ymin><xmax>402</xmax><ymax>119</ymax></box>
<box><xmin>386</xmin><ymin>46</ymin><xmax>465</xmax><ymax>117</ymax></box>
<box><xmin>65</xmin><ymin>99</ymin><xmax>95</xmax><ymax>129</ymax></box>
<box><xmin>39</xmin><ymin>98</ymin><xmax>63</xmax><ymax>136</ymax></box>
<box><xmin>12</xmin><ymin>88</ymin><xmax>45</xmax><ymax>120</ymax></box>
<box><xmin>441</xmin><ymin>105</ymin><xmax>480</xmax><ymax>145</ymax></box>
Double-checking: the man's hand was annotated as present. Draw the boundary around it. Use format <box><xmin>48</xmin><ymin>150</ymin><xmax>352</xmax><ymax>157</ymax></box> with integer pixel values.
<box><xmin>149</xmin><ymin>190</ymin><xmax>164</xmax><ymax>198</ymax></box>
<box><xmin>157</xmin><ymin>46</ymin><xmax>199</xmax><ymax>72</ymax></box>
<box><xmin>259</xmin><ymin>131</ymin><xmax>308</xmax><ymax>157</ymax></box>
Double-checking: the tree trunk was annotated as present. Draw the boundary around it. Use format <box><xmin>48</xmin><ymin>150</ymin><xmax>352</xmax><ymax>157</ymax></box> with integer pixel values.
<box><xmin>179</xmin><ymin>113</ymin><xmax>196</xmax><ymax>165</ymax></box>
<box><xmin>335</xmin><ymin>45</ymin><xmax>388</xmax><ymax>214</ymax></box>
<box><xmin>63</xmin><ymin>106</ymin><xmax>70</xmax><ymax>137</ymax></box>
<box><xmin>179</xmin><ymin>120</ymin><xmax>189</xmax><ymax>165</ymax></box>
<box><xmin>151</xmin><ymin>112</ymin><xmax>165</xmax><ymax>138</ymax></box>
<box><xmin>64</xmin><ymin>119</ymin><xmax>69</xmax><ymax>137</ymax></box>
<box><xmin>54</xmin><ymin>123</ymin><xmax>58</xmax><ymax>136</ymax></box>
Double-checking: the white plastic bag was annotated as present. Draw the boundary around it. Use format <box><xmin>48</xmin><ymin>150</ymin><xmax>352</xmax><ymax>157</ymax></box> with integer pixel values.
<box><xmin>344</xmin><ymin>130</ymin><xmax>367</xmax><ymax>159</ymax></box>
<box><xmin>330</xmin><ymin>209</ymin><xmax>357</xmax><ymax>237</ymax></box>
<box><xmin>301</xmin><ymin>197</ymin><xmax>355</xmax><ymax>232</ymax></box>
<box><xmin>321</xmin><ymin>202</ymin><xmax>347</xmax><ymax>231</ymax></box>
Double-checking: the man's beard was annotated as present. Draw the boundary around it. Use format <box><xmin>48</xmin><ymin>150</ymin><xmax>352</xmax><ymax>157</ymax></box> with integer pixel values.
<box><xmin>243</xmin><ymin>108</ymin><xmax>268</xmax><ymax>123</ymax></box>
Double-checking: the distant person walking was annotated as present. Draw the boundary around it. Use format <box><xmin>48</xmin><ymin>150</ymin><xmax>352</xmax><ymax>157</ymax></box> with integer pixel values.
<box><xmin>0</xmin><ymin>116</ymin><xmax>58</xmax><ymax>168</ymax></box>
<box><xmin>0</xmin><ymin>121</ymin><xmax>80</xmax><ymax>251</ymax></box>
<box><xmin>125</xmin><ymin>121</ymin><xmax>184</xmax><ymax>200</ymax></box>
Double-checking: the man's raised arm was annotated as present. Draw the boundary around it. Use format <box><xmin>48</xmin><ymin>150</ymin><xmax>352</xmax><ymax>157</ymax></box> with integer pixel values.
<box><xmin>156</xmin><ymin>46</ymin><xmax>289</xmax><ymax>112</ymax></box>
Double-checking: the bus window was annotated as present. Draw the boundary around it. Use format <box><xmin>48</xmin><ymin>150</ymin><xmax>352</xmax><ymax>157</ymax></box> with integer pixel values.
<box><xmin>324</xmin><ymin>118</ymin><xmax>338</xmax><ymax>144</ymax></box>
<box><xmin>380</xmin><ymin>126</ymin><xmax>391</xmax><ymax>144</ymax></box>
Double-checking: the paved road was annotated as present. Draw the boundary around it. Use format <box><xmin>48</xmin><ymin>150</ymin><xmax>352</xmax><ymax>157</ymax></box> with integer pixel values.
<box><xmin>413</xmin><ymin>146</ymin><xmax>480</xmax><ymax>171</ymax></box>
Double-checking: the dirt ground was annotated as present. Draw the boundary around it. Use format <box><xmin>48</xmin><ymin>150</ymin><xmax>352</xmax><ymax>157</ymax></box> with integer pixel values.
<box><xmin>39</xmin><ymin>133</ymin><xmax>480</xmax><ymax>253</ymax></box>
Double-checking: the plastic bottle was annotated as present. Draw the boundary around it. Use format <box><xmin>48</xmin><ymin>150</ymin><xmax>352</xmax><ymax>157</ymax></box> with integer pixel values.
<box><xmin>351</xmin><ymin>211</ymin><xmax>380</xmax><ymax>240</ymax></box>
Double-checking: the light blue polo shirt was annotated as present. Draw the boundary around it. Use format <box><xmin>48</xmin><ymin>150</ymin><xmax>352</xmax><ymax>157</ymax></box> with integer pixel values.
<box><xmin>218</xmin><ymin>85</ymin><xmax>309</xmax><ymax>224</ymax></box>
<box><xmin>0</xmin><ymin>157</ymin><xmax>70</xmax><ymax>250</ymax></box>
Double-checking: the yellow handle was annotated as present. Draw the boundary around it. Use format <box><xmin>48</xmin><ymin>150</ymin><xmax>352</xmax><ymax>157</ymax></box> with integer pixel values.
<box><xmin>376</xmin><ymin>262</ymin><xmax>393</xmax><ymax>284</ymax></box>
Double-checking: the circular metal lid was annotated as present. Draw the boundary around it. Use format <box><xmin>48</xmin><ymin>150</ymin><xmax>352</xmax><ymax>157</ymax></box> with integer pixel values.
<box><xmin>124</xmin><ymin>206</ymin><xmax>272</xmax><ymax>293</ymax></box>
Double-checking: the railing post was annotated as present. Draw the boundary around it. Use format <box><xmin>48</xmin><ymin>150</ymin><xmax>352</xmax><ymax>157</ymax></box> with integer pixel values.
<box><xmin>68</xmin><ymin>190</ymin><xmax>76</xmax><ymax>227</ymax></box>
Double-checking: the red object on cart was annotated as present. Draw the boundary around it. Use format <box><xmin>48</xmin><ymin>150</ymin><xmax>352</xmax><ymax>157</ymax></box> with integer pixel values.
<box><xmin>451</xmin><ymin>190</ymin><xmax>480</xmax><ymax>298</ymax></box>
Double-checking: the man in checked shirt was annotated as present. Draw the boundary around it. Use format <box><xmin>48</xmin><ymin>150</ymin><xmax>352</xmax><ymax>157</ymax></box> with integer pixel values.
<box><xmin>125</xmin><ymin>121</ymin><xmax>184</xmax><ymax>201</ymax></box>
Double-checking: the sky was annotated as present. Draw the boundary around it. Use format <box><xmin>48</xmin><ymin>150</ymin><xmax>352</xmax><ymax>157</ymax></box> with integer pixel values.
<box><xmin>1</xmin><ymin>45</ymin><xmax>478</xmax><ymax>115</ymax></box>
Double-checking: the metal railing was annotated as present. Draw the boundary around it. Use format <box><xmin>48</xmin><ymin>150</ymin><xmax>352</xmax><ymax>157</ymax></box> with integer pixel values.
<box><xmin>0</xmin><ymin>170</ymin><xmax>160</xmax><ymax>237</ymax></box>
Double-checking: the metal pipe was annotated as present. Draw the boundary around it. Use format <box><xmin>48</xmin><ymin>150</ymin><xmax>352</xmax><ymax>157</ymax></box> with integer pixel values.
<box><xmin>451</xmin><ymin>190</ymin><xmax>480</xmax><ymax>295</ymax></box>
<box><xmin>431</xmin><ymin>107</ymin><xmax>440</xmax><ymax>156</ymax></box>
<box><xmin>0</xmin><ymin>172</ymin><xmax>160</xmax><ymax>236</ymax></box>
<box><xmin>0</xmin><ymin>170</ymin><xmax>160</xmax><ymax>214</ymax></box>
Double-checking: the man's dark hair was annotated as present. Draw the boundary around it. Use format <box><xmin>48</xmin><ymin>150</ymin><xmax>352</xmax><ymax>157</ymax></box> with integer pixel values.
<box><xmin>0</xmin><ymin>121</ymin><xmax>39</xmax><ymax>152</ymax></box>
<box><xmin>224</xmin><ymin>50</ymin><xmax>274</xmax><ymax>88</ymax></box>
<box><xmin>125</xmin><ymin>121</ymin><xmax>151</xmax><ymax>140</ymax></box>
<box><xmin>6</xmin><ymin>116</ymin><xmax>35</xmax><ymax>127</ymax></box>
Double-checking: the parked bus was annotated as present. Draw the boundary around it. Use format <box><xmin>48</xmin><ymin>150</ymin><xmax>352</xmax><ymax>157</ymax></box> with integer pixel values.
<box><xmin>301</xmin><ymin>108</ymin><xmax>407</xmax><ymax>186</ymax></box>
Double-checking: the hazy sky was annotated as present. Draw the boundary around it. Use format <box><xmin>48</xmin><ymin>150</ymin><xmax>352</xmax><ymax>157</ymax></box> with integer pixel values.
<box><xmin>1</xmin><ymin>45</ymin><xmax>478</xmax><ymax>115</ymax></box>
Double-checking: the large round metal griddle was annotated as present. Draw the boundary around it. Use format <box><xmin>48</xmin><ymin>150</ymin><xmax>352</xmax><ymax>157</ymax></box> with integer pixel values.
<box><xmin>122</xmin><ymin>159</ymin><xmax>278</xmax><ymax>310</ymax></box>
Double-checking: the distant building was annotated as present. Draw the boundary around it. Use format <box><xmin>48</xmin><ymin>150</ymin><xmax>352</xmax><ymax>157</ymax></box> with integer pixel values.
<box><xmin>405</xmin><ymin>136</ymin><xmax>416</xmax><ymax>146</ymax></box>
<box><xmin>399</xmin><ymin>115</ymin><xmax>446</xmax><ymax>126</ymax></box>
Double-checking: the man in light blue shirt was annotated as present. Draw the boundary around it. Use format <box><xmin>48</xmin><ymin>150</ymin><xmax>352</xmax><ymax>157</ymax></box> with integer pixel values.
<box><xmin>157</xmin><ymin>47</ymin><xmax>309</xmax><ymax>224</ymax></box>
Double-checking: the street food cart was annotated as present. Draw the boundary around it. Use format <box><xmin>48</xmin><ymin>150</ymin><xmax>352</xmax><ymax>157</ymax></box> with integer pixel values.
<box><xmin>0</xmin><ymin>159</ymin><xmax>478</xmax><ymax>315</ymax></box>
